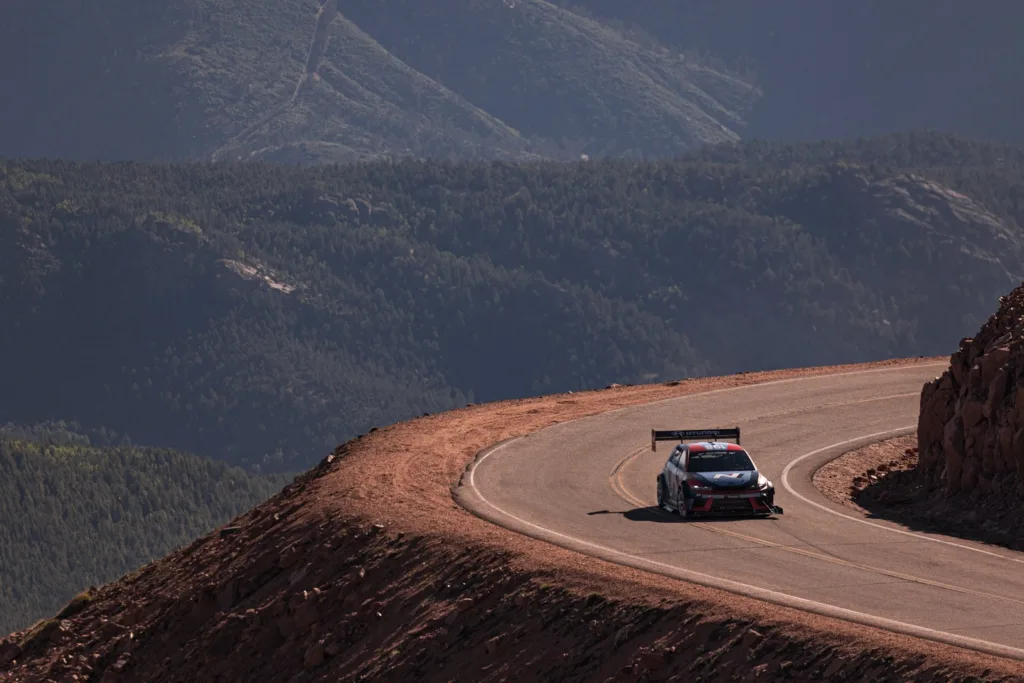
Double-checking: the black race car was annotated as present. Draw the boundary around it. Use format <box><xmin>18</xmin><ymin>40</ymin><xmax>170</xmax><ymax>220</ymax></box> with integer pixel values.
<box><xmin>652</xmin><ymin>428</ymin><xmax>783</xmax><ymax>518</ymax></box>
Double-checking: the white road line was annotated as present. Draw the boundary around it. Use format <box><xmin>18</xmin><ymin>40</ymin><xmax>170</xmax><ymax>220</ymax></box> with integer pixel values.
<box><xmin>607</xmin><ymin>433</ymin><xmax>1024</xmax><ymax>609</ymax></box>
<box><xmin>456</xmin><ymin>364</ymin><xmax>1024</xmax><ymax>661</ymax></box>
<box><xmin>780</xmin><ymin>428</ymin><xmax>1024</xmax><ymax>564</ymax></box>
<box><xmin>462</xmin><ymin>437</ymin><xmax>1024</xmax><ymax>660</ymax></box>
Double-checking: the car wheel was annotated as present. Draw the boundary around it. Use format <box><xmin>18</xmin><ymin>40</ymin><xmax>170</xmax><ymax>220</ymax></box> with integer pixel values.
<box><xmin>676</xmin><ymin>486</ymin><xmax>690</xmax><ymax>519</ymax></box>
<box><xmin>656</xmin><ymin>476</ymin><xmax>667</xmax><ymax>510</ymax></box>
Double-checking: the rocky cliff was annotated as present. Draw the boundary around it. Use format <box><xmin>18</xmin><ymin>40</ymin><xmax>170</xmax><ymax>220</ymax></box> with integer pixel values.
<box><xmin>919</xmin><ymin>283</ymin><xmax>1024</xmax><ymax>503</ymax></box>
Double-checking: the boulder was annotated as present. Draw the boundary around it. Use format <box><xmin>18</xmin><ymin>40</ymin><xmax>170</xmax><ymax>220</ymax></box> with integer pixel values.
<box><xmin>304</xmin><ymin>642</ymin><xmax>325</xmax><ymax>669</ymax></box>
<box><xmin>982</xmin><ymin>346</ymin><xmax>1011</xmax><ymax>384</ymax></box>
<box><xmin>0</xmin><ymin>639</ymin><xmax>21</xmax><ymax>665</ymax></box>
<box><xmin>354</xmin><ymin>198</ymin><xmax>372</xmax><ymax>222</ymax></box>
<box><xmin>941</xmin><ymin>416</ymin><xmax>965</xmax><ymax>494</ymax></box>
<box><xmin>961</xmin><ymin>457</ymin><xmax>980</xmax><ymax>494</ymax></box>
<box><xmin>1014</xmin><ymin>389</ymin><xmax>1024</xmax><ymax>427</ymax></box>
<box><xmin>950</xmin><ymin>350</ymin><xmax>966</xmax><ymax>385</ymax></box>
<box><xmin>997</xmin><ymin>426</ymin><xmax>1015</xmax><ymax>473</ymax></box>
<box><xmin>967</xmin><ymin>362</ymin><xmax>983</xmax><ymax>390</ymax></box>
<box><xmin>293</xmin><ymin>599</ymin><xmax>320</xmax><ymax>633</ymax></box>
<box><xmin>1014</xmin><ymin>428</ymin><xmax>1024</xmax><ymax>480</ymax></box>
<box><xmin>343</xmin><ymin>198</ymin><xmax>360</xmax><ymax>219</ymax></box>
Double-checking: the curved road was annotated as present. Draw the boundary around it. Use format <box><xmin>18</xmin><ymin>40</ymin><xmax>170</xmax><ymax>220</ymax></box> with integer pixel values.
<box><xmin>456</xmin><ymin>364</ymin><xmax>1024</xmax><ymax>660</ymax></box>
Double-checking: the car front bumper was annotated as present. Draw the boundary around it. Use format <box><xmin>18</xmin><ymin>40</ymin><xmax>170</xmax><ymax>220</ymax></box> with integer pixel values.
<box><xmin>688</xmin><ymin>490</ymin><xmax>776</xmax><ymax>516</ymax></box>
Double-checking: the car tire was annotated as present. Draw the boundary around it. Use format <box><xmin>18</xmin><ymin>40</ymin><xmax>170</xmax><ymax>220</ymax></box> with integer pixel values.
<box><xmin>676</xmin><ymin>486</ymin><xmax>690</xmax><ymax>519</ymax></box>
<box><xmin>656</xmin><ymin>476</ymin><xmax>667</xmax><ymax>510</ymax></box>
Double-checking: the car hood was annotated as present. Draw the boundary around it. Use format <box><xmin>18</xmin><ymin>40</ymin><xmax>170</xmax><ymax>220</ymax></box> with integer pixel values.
<box><xmin>690</xmin><ymin>470</ymin><xmax>760</xmax><ymax>489</ymax></box>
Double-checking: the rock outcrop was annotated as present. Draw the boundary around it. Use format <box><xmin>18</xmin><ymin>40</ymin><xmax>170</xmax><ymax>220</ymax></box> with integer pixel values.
<box><xmin>919</xmin><ymin>282</ymin><xmax>1024</xmax><ymax>500</ymax></box>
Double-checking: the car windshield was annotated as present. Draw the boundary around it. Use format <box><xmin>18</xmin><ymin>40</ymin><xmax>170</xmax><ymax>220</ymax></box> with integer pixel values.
<box><xmin>687</xmin><ymin>450</ymin><xmax>755</xmax><ymax>472</ymax></box>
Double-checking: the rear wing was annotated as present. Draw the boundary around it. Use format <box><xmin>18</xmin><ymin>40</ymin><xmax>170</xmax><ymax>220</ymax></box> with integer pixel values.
<box><xmin>651</xmin><ymin>428</ymin><xmax>740</xmax><ymax>451</ymax></box>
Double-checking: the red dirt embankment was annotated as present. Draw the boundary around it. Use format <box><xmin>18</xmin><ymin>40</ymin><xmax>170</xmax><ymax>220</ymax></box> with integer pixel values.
<box><xmin>3</xmin><ymin>357</ymin><xmax>1020</xmax><ymax>682</ymax></box>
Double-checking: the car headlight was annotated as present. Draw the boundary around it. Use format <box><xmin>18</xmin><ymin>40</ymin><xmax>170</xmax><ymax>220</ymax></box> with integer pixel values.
<box><xmin>757</xmin><ymin>475</ymin><xmax>772</xmax><ymax>490</ymax></box>
<box><xmin>686</xmin><ymin>477</ymin><xmax>712</xmax><ymax>493</ymax></box>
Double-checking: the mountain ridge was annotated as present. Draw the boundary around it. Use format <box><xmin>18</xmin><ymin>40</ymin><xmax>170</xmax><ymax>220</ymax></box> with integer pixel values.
<box><xmin>0</xmin><ymin>0</ymin><xmax>758</xmax><ymax>164</ymax></box>
<box><xmin>6</xmin><ymin>3</ymin><xmax>1024</xmax><ymax>164</ymax></box>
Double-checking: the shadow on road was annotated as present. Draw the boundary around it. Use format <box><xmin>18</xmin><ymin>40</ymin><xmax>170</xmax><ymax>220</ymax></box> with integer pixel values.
<box><xmin>588</xmin><ymin>506</ymin><xmax>775</xmax><ymax>523</ymax></box>
<box><xmin>854</xmin><ymin>470</ymin><xmax>1024</xmax><ymax>552</ymax></box>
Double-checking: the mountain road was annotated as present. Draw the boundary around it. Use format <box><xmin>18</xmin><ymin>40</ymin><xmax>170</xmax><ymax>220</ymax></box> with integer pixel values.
<box><xmin>457</xmin><ymin>363</ymin><xmax>1024</xmax><ymax>660</ymax></box>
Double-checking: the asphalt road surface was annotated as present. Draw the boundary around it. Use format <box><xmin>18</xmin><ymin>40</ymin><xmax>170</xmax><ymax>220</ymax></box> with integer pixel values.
<box><xmin>462</xmin><ymin>363</ymin><xmax>1024</xmax><ymax>659</ymax></box>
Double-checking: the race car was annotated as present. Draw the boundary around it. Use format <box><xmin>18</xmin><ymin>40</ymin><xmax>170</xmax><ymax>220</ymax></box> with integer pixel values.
<box><xmin>651</xmin><ymin>427</ymin><xmax>783</xmax><ymax>518</ymax></box>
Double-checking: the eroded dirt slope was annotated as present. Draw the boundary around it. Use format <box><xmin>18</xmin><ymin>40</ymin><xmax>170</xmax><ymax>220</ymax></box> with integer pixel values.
<box><xmin>5</xmin><ymin>357</ymin><xmax>1021</xmax><ymax>682</ymax></box>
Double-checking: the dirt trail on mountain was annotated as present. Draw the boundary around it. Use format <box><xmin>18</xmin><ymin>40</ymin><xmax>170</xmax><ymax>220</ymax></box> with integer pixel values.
<box><xmin>211</xmin><ymin>0</ymin><xmax>339</xmax><ymax>161</ymax></box>
<box><xmin>5</xmin><ymin>356</ymin><xmax>1022</xmax><ymax>682</ymax></box>
<box><xmin>293</xmin><ymin>0</ymin><xmax>340</xmax><ymax>102</ymax></box>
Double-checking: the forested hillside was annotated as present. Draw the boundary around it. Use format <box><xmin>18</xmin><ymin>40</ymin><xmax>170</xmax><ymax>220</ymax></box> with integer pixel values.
<box><xmin>3</xmin><ymin>133</ymin><xmax>1023</xmax><ymax>474</ymax></box>
<box><xmin>0</xmin><ymin>422</ymin><xmax>286</xmax><ymax>635</ymax></box>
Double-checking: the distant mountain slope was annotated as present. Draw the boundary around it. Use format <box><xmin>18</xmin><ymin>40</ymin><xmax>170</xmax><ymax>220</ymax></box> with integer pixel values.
<box><xmin>0</xmin><ymin>0</ymin><xmax>533</xmax><ymax>163</ymax></box>
<box><xmin>0</xmin><ymin>0</ymin><xmax>757</xmax><ymax>164</ymax></box>
<box><xmin>0</xmin><ymin>422</ymin><xmax>285</xmax><ymax>636</ymax></box>
<box><xmin>3</xmin><ymin>133</ymin><xmax>1024</xmax><ymax>474</ymax></box>
<box><xmin>5</xmin><ymin>2</ymin><xmax>1024</xmax><ymax>163</ymax></box>
<box><xmin>200</xmin><ymin>2</ymin><xmax>535</xmax><ymax>163</ymax></box>
<box><xmin>342</xmin><ymin>0</ymin><xmax>760</xmax><ymax>158</ymax></box>
<box><xmin>561</xmin><ymin>1</ymin><xmax>1024</xmax><ymax>145</ymax></box>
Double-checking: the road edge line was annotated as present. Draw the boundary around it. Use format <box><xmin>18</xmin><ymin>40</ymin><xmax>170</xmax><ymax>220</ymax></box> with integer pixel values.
<box><xmin>453</xmin><ymin>368</ymin><xmax>1024</xmax><ymax>663</ymax></box>
<box><xmin>455</xmin><ymin>437</ymin><xmax>1024</xmax><ymax>662</ymax></box>
<box><xmin>781</xmin><ymin>428</ymin><xmax>1024</xmax><ymax>564</ymax></box>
